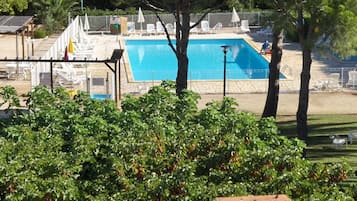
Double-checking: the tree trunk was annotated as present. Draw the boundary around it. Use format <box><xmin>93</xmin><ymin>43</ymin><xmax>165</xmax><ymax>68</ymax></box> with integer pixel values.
<box><xmin>296</xmin><ymin>49</ymin><xmax>312</xmax><ymax>141</ymax></box>
<box><xmin>176</xmin><ymin>52</ymin><xmax>189</xmax><ymax>95</ymax></box>
<box><xmin>262</xmin><ymin>29</ymin><xmax>284</xmax><ymax>118</ymax></box>
<box><xmin>175</xmin><ymin>0</ymin><xmax>190</xmax><ymax>96</ymax></box>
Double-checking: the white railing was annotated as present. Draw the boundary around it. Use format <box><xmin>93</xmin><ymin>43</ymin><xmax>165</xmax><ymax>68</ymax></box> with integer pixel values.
<box><xmin>31</xmin><ymin>16</ymin><xmax>80</xmax><ymax>86</ymax></box>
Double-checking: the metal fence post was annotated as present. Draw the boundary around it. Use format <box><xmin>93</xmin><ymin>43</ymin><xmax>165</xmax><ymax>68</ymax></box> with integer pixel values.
<box><xmin>341</xmin><ymin>67</ymin><xmax>344</xmax><ymax>87</ymax></box>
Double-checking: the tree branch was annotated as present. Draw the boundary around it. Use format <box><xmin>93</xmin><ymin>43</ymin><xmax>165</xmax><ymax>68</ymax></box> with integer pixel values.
<box><xmin>155</xmin><ymin>13</ymin><xmax>177</xmax><ymax>55</ymax></box>
<box><xmin>141</xmin><ymin>0</ymin><xmax>165</xmax><ymax>12</ymax></box>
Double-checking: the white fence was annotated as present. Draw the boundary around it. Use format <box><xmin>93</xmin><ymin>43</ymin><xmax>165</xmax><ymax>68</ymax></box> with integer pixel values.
<box><xmin>85</xmin><ymin>11</ymin><xmax>270</xmax><ymax>32</ymax></box>
<box><xmin>31</xmin><ymin>16</ymin><xmax>80</xmax><ymax>86</ymax></box>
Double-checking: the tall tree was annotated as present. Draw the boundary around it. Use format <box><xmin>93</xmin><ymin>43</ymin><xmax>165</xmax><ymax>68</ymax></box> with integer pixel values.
<box><xmin>143</xmin><ymin>0</ymin><xmax>220</xmax><ymax>96</ymax></box>
<box><xmin>295</xmin><ymin>0</ymin><xmax>357</xmax><ymax>141</ymax></box>
<box><xmin>0</xmin><ymin>0</ymin><xmax>31</xmax><ymax>14</ymax></box>
<box><xmin>84</xmin><ymin>0</ymin><xmax>139</xmax><ymax>10</ymax></box>
<box><xmin>262</xmin><ymin>0</ymin><xmax>294</xmax><ymax>118</ymax></box>
<box><xmin>262</xmin><ymin>29</ymin><xmax>284</xmax><ymax>118</ymax></box>
<box><xmin>32</xmin><ymin>0</ymin><xmax>78</xmax><ymax>33</ymax></box>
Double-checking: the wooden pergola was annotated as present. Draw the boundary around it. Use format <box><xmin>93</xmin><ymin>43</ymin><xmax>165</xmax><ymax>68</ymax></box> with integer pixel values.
<box><xmin>0</xmin><ymin>49</ymin><xmax>124</xmax><ymax>103</ymax></box>
<box><xmin>0</xmin><ymin>16</ymin><xmax>35</xmax><ymax>58</ymax></box>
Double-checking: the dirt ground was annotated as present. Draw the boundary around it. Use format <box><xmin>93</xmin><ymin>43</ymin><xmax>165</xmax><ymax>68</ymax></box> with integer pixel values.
<box><xmin>198</xmin><ymin>92</ymin><xmax>357</xmax><ymax>115</ymax></box>
<box><xmin>1</xmin><ymin>79</ymin><xmax>357</xmax><ymax>115</ymax></box>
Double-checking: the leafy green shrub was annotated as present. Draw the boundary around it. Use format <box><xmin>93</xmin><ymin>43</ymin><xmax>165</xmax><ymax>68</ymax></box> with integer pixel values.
<box><xmin>33</xmin><ymin>28</ymin><xmax>47</xmax><ymax>39</ymax></box>
<box><xmin>83</xmin><ymin>7</ymin><xmax>137</xmax><ymax>16</ymax></box>
<box><xmin>0</xmin><ymin>83</ymin><xmax>354</xmax><ymax>200</ymax></box>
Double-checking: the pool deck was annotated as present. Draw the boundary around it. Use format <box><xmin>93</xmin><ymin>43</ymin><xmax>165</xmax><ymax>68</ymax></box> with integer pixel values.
<box><xmin>1</xmin><ymin>29</ymin><xmax>357</xmax><ymax>114</ymax></box>
<box><xmin>117</xmin><ymin>31</ymin><xmax>350</xmax><ymax>95</ymax></box>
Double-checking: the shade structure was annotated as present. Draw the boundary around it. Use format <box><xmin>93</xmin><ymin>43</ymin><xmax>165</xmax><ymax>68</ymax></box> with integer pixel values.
<box><xmin>68</xmin><ymin>38</ymin><xmax>75</xmax><ymax>53</ymax></box>
<box><xmin>84</xmin><ymin>13</ymin><xmax>90</xmax><ymax>32</ymax></box>
<box><xmin>137</xmin><ymin>7</ymin><xmax>145</xmax><ymax>33</ymax></box>
<box><xmin>231</xmin><ymin>7</ymin><xmax>240</xmax><ymax>28</ymax></box>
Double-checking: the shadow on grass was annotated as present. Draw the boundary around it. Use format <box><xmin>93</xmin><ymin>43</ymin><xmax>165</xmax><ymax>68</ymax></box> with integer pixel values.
<box><xmin>277</xmin><ymin>115</ymin><xmax>357</xmax><ymax>138</ymax></box>
<box><xmin>307</xmin><ymin>148</ymin><xmax>357</xmax><ymax>159</ymax></box>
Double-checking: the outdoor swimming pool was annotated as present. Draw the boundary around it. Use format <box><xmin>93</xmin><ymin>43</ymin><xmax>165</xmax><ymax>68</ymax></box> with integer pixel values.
<box><xmin>125</xmin><ymin>39</ymin><xmax>272</xmax><ymax>81</ymax></box>
<box><xmin>91</xmin><ymin>94</ymin><xmax>112</xmax><ymax>100</ymax></box>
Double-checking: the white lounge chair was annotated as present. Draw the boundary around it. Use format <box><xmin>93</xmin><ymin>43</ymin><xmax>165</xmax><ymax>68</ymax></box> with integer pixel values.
<box><xmin>200</xmin><ymin>20</ymin><xmax>211</xmax><ymax>33</ymax></box>
<box><xmin>212</xmin><ymin>22</ymin><xmax>222</xmax><ymax>33</ymax></box>
<box><xmin>165</xmin><ymin>23</ymin><xmax>175</xmax><ymax>34</ymax></box>
<box><xmin>73</xmin><ymin>42</ymin><xmax>94</xmax><ymax>51</ymax></box>
<box><xmin>239</xmin><ymin>20</ymin><xmax>250</xmax><ymax>33</ymax></box>
<box><xmin>73</xmin><ymin>30</ymin><xmax>93</xmax><ymax>44</ymax></box>
<box><xmin>146</xmin><ymin>24</ymin><xmax>156</xmax><ymax>35</ymax></box>
<box><xmin>54</xmin><ymin>63</ymin><xmax>86</xmax><ymax>86</ymax></box>
<box><xmin>127</xmin><ymin>21</ymin><xmax>135</xmax><ymax>34</ymax></box>
<box><xmin>330</xmin><ymin>135</ymin><xmax>347</xmax><ymax>149</ymax></box>
<box><xmin>5</xmin><ymin>62</ymin><xmax>33</xmax><ymax>79</ymax></box>
<box><xmin>314</xmin><ymin>73</ymin><xmax>341</xmax><ymax>91</ymax></box>
<box><xmin>326</xmin><ymin>73</ymin><xmax>341</xmax><ymax>90</ymax></box>
<box><xmin>156</xmin><ymin>21</ymin><xmax>165</xmax><ymax>34</ymax></box>
<box><xmin>346</xmin><ymin>71</ymin><xmax>357</xmax><ymax>88</ymax></box>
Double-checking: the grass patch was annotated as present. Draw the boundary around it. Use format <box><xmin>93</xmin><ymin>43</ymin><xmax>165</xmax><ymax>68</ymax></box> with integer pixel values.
<box><xmin>276</xmin><ymin>114</ymin><xmax>357</xmax><ymax>184</ymax></box>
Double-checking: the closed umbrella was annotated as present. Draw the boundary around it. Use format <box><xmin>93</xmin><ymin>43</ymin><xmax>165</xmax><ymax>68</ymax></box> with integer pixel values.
<box><xmin>137</xmin><ymin>7</ymin><xmax>145</xmax><ymax>33</ymax></box>
<box><xmin>231</xmin><ymin>7</ymin><xmax>240</xmax><ymax>28</ymax></box>
<box><xmin>64</xmin><ymin>46</ymin><xmax>69</xmax><ymax>61</ymax></box>
<box><xmin>84</xmin><ymin>13</ymin><xmax>90</xmax><ymax>33</ymax></box>
<box><xmin>78</xmin><ymin>17</ymin><xmax>84</xmax><ymax>43</ymax></box>
<box><xmin>68</xmin><ymin>38</ymin><xmax>75</xmax><ymax>53</ymax></box>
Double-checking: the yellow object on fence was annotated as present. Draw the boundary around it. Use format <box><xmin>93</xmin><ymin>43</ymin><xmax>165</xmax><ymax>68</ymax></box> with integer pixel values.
<box><xmin>68</xmin><ymin>38</ymin><xmax>75</xmax><ymax>53</ymax></box>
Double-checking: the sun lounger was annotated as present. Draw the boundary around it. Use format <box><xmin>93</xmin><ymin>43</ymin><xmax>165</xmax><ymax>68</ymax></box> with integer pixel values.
<box><xmin>330</xmin><ymin>135</ymin><xmax>347</xmax><ymax>149</ymax></box>
<box><xmin>146</xmin><ymin>24</ymin><xmax>156</xmax><ymax>35</ymax></box>
<box><xmin>156</xmin><ymin>21</ymin><xmax>165</xmax><ymax>34</ymax></box>
<box><xmin>313</xmin><ymin>73</ymin><xmax>341</xmax><ymax>91</ymax></box>
<box><xmin>200</xmin><ymin>20</ymin><xmax>211</xmax><ymax>33</ymax></box>
<box><xmin>73</xmin><ymin>42</ymin><xmax>94</xmax><ymax>51</ymax></box>
<box><xmin>5</xmin><ymin>62</ymin><xmax>33</xmax><ymax>79</ymax></box>
<box><xmin>346</xmin><ymin>71</ymin><xmax>357</xmax><ymax>88</ymax></box>
<box><xmin>54</xmin><ymin>63</ymin><xmax>86</xmax><ymax>86</ymax></box>
<box><xmin>212</xmin><ymin>22</ymin><xmax>222</xmax><ymax>33</ymax></box>
<box><xmin>165</xmin><ymin>23</ymin><xmax>175</xmax><ymax>34</ymax></box>
<box><xmin>239</xmin><ymin>20</ymin><xmax>250</xmax><ymax>33</ymax></box>
<box><xmin>127</xmin><ymin>21</ymin><xmax>135</xmax><ymax>34</ymax></box>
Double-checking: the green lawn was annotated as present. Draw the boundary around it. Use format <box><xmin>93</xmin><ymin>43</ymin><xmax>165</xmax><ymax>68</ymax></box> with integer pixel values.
<box><xmin>276</xmin><ymin>114</ymin><xmax>357</xmax><ymax>184</ymax></box>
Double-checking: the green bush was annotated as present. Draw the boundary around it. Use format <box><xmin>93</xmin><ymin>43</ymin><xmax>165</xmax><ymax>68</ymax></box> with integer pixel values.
<box><xmin>33</xmin><ymin>29</ymin><xmax>47</xmax><ymax>39</ymax></box>
<box><xmin>0</xmin><ymin>83</ymin><xmax>354</xmax><ymax>201</ymax></box>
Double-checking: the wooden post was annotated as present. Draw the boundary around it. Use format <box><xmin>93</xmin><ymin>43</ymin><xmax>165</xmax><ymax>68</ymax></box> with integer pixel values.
<box><xmin>31</xmin><ymin>23</ymin><xmax>34</xmax><ymax>56</ymax></box>
<box><xmin>21</xmin><ymin>29</ymin><xmax>25</xmax><ymax>58</ymax></box>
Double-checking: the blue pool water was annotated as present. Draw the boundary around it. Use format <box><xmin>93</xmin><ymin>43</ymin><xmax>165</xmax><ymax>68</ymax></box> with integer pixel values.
<box><xmin>125</xmin><ymin>39</ymin><xmax>271</xmax><ymax>81</ymax></box>
<box><xmin>91</xmin><ymin>94</ymin><xmax>112</xmax><ymax>100</ymax></box>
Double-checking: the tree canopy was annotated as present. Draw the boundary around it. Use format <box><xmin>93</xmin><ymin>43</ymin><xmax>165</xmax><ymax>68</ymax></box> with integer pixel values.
<box><xmin>0</xmin><ymin>0</ymin><xmax>31</xmax><ymax>14</ymax></box>
<box><xmin>0</xmin><ymin>84</ymin><xmax>354</xmax><ymax>200</ymax></box>
<box><xmin>32</xmin><ymin>0</ymin><xmax>78</xmax><ymax>33</ymax></box>
<box><xmin>292</xmin><ymin>0</ymin><xmax>357</xmax><ymax>140</ymax></box>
